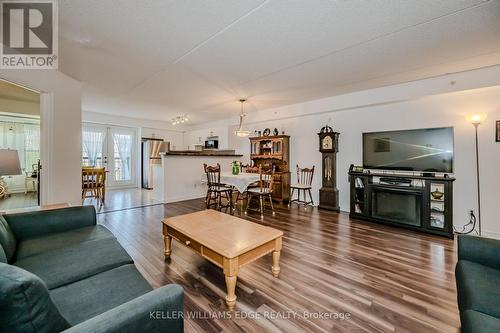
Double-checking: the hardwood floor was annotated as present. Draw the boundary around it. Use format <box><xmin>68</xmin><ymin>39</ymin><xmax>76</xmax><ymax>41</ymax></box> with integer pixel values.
<box><xmin>98</xmin><ymin>199</ymin><xmax>459</xmax><ymax>333</ymax></box>
<box><xmin>84</xmin><ymin>188</ymin><xmax>163</xmax><ymax>212</ymax></box>
<box><xmin>0</xmin><ymin>192</ymin><xmax>38</xmax><ymax>210</ymax></box>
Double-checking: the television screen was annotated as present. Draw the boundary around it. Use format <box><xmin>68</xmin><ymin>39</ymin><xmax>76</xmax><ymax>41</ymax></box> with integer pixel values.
<box><xmin>363</xmin><ymin>127</ymin><xmax>454</xmax><ymax>173</ymax></box>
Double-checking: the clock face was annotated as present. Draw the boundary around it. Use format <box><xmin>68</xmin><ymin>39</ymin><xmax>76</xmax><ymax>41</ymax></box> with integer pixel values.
<box><xmin>322</xmin><ymin>135</ymin><xmax>333</xmax><ymax>150</ymax></box>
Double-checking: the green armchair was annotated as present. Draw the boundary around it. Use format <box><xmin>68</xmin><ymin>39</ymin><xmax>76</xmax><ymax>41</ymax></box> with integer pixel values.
<box><xmin>456</xmin><ymin>235</ymin><xmax>500</xmax><ymax>333</ymax></box>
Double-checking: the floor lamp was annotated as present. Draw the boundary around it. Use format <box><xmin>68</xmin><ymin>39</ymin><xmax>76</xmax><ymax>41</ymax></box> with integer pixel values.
<box><xmin>0</xmin><ymin>149</ymin><xmax>22</xmax><ymax>199</ymax></box>
<box><xmin>467</xmin><ymin>114</ymin><xmax>487</xmax><ymax>236</ymax></box>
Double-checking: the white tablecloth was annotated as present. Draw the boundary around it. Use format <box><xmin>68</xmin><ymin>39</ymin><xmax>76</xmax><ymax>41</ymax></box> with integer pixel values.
<box><xmin>219</xmin><ymin>172</ymin><xmax>260</xmax><ymax>193</ymax></box>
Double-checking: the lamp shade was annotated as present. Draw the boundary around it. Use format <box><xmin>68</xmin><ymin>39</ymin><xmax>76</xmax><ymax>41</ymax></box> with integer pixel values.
<box><xmin>466</xmin><ymin>113</ymin><xmax>487</xmax><ymax>125</ymax></box>
<box><xmin>0</xmin><ymin>149</ymin><xmax>22</xmax><ymax>176</ymax></box>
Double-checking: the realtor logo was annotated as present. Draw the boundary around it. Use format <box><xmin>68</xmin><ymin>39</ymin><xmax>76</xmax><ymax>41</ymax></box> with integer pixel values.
<box><xmin>1</xmin><ymin>0</ymin><xmax>58</xmax><ymax>69</ymax></box>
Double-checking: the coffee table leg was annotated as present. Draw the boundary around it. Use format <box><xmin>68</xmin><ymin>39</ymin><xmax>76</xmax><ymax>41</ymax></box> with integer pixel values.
<box><xmin>272</xmin><ymin>250</ymin><xmax>281</xmax><ymax>277</ymax></box>
<box><xmin>223</xmin><ymin>258</ymin><xmax>239</xmax><ymax>310</ymax></box>
<box><xmin>272</xmin><ymin>237</ymin><xmax>282</xmax><ymax>278</ymax></box>
<box><xmin>163</xmin><ymin>235</ymin><xmax>172</xmax><ymax>259</ymax></box>
<box><xmin>225</xmin><ymin>274</ymin><xmax>237</xmax><ymax>310</ymax></box>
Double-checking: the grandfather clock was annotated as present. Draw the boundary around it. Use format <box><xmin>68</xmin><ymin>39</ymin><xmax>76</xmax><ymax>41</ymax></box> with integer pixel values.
<box><xmin>318</xmin><ymin>126</ymin><xmax>340</xmax><ymax>211</ymax></box>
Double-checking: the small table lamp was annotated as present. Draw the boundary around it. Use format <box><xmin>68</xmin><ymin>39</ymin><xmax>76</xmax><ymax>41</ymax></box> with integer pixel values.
<box><xmin>0</xmin><ymin>149</ymin><xmax>22</xmax><ymax>198</ymax></box>
<box><xmin>0</xmin><ymin>149</ymin><xmax>22</xmax><ymax>176</ymax></box>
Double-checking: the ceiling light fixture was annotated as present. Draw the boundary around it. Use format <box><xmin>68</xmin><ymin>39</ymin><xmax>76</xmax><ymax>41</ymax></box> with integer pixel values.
<box><xmin>234</xmin><ymin>99</ymin><xmax>251</xmax><ymax>137</ymax></box>
<box><xmin>171</xmin><ymin>114</ymin><xmax>189</xmax><ymax>125</ymax></box>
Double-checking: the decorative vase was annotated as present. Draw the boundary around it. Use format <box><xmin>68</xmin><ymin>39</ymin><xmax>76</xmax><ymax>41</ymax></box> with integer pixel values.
<box><xmin>231</xmin><ymin>161</ymin><xmax>240</xmax><ymax>175</ymax></box>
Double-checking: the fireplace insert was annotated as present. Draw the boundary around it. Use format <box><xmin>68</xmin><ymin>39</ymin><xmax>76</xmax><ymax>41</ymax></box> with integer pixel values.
<box><xmin>371</xmin><ymin>186</ymin><xmax>423</xmax><ymax>227</ymax></box>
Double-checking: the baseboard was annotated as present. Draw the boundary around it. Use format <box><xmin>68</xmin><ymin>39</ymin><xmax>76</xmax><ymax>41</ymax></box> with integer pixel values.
<box><xmin>165</xmin><ymin>194</ymin><xmax>205</xmax><ymax>204</ymax></box>
<box><xmin>481</xmin><ymin>230</ymin><xmax>500</xmax><ymax>240</ymax></box>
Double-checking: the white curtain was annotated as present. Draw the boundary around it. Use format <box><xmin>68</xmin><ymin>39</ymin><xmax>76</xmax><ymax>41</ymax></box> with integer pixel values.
<box><xmin>82</xmin><ymin>126</ymin><xmax>106</xmax><ymax>167</ymax></box>
<box><xmin>112</xmin><ymin>132</ymin><xmax>132</xmax><ymax>180</ymax></box>
<box><xmin>24</xmin><ymin>124</ymin><xmax>40</xmax><ymax>171</ymax></box>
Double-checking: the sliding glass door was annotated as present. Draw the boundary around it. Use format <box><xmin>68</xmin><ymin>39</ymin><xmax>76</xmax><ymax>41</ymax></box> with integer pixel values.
<box><xmin>82</xmin><ymin>124</ymin><xmax>137</xmax><ymax>188</ymax></box>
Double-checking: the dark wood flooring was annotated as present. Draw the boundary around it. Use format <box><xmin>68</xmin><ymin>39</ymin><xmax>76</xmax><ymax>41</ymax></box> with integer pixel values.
<box><xmin>98</xmin><ymin>198</ymin><xmax>459</xmax><ymax>333</ymax></box>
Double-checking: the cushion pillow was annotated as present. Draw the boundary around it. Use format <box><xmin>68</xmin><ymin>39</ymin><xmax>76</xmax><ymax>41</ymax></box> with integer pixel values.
<box><xmin>456</xmin><ymin>260</ymin><xmax>500</xmax><ymax>318</ymax></box>
<box><xmin>461</xmin><ymin>309</ymin><xmax>500</xmax><ymax>333</ymax></box>
<box><xmin>16</xmin><ymin>225</ymin><xmax>115</xmax><ymax>260</ymax></box>
<box><xmin>0</xmin><ymin>263</ymin><xmax>70</xmax><ymax>333</ymax></box>
<box><xmin>15</xmin><ymin>237</ymin><xmax>133</xmax><ymax>289</ymax></box>
<box><xmin>50</xmin><ymin>264</ymin><xmax>152</xmax><ymax>325</ymax></box>
<box><xmin>0</xmin><ymin>215</ymin><xmax>16</xmax><ymax>263</ymax></box>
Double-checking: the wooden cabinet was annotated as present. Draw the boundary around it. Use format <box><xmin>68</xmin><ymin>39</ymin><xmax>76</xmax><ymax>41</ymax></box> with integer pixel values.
<box><xmin>249</xmin><ymin>135</ymin><xmax>290</xmax><ymax>203</ymax></box>
<box><xmin>348</xmin><ymin>171</ymin><xmax>455</xmax><ymax>238</ymax></box>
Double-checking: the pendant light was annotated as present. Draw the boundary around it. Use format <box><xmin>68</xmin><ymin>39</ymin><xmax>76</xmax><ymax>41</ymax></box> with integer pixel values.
<box><xmin>234</xmin><ymin>98</ymin><xmax>251</xmax><ymax>137</ymax></box>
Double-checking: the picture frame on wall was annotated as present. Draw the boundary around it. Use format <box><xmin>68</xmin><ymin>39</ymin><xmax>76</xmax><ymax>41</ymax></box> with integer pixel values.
<box><xmin>497</xmin><ymin>121</ymin><xmax>500</xmax><ymax>142</ymax></box>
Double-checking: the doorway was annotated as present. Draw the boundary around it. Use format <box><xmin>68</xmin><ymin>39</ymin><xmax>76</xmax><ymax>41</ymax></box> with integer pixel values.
<box><xmin>82</xmin><ymin>123</ymin><xmax>137</xmax><ymax>188</ymax></box>
<box><xmin>0</xmin><ymin>80</ymin><xmax>40</xmax><ymax>211</ymax></box>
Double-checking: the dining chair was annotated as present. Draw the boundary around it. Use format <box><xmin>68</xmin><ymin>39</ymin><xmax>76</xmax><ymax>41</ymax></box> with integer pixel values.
<box><xmin>289</xmin><ymin>165</ymin><xmax>315</xmax><ymax>208</ymax></box>
<box><xmin>204</xmin><ymin>163</ymin><xmax>233</xmax><ymax>211</ymax></box>
<box><xmin>245</xmin><ymin>166</ymin><xmax>275</xmax><ymax>218</ymax></box>
<box><xmin>82</xmin><ymin>167</ymin><xmax>106</xmax><ymax>205</ymax></box>
<box><xmin>234</xmin><ymin>163</ymin><xmax>259</xmax><ymax>208</ymax></box>
<box><xmin>24</xmin><ymin>163</ymin><xmax>39</xmax><ymax>195</ymax></box>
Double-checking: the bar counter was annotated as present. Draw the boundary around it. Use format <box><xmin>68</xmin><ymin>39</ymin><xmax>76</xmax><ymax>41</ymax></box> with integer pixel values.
<box><xmin>152</xmin><ymin>152</ymin><xmax>243</xmax><ymax>203</ymax></box>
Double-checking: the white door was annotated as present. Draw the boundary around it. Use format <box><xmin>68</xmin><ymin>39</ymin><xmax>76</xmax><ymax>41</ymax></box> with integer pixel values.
<box><xmin>82</xmin><ymin>124</ymin><xmax>137</xmax><ymax>188</ymax></box>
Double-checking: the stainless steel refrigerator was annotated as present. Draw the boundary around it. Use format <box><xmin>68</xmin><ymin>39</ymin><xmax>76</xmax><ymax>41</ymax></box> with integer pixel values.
<box><xmin>141</xmin><ymin>138</ymin><xmax>169</xmax><ymax>189</ymax></box>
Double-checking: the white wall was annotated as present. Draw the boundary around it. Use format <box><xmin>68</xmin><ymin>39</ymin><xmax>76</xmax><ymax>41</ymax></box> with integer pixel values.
<box><xmin>0</xmin><ymin>71</ymin><xmax>83</xmax><ymax>206</ymax></box>
<box><xmin>0</xmin><ymin>97</ymin><xmax>39</xmax><ymax>116</ymax></box>
<box><xmin>183</xmin><ymin>119</ymin><xmax>231</xmax><ymax>150</ymax></box>
<box><xmin>194</xmin><ymin>66</ymin><xmax>500</xmax><ymax>238</ymax></box>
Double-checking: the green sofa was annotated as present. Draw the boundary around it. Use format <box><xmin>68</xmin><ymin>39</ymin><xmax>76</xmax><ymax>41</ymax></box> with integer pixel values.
<box><xmin>456</xmin><ymin>235</ymin><xmax>500</xmax><ymax>332</ymax></box>
<box><xmin>0</xmin><ymin>206</ymin><xmax>184</xmax><ymax>333</ymax></box>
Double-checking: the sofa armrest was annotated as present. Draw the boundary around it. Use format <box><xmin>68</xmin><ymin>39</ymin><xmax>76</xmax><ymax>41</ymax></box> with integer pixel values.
<box><xmin>458</xmin><ymin>235</ymin><xmax>500</xmax><ymax>268</ymax></box>
<box><xmin>62</xmin><ymin>284</ymin><xmax>184</xmax><ymax>333</ymax></box>
<box><xmin>3</xmin><ymin>206</ymin><xmax>97</xmax><ymax>241</ymax></box>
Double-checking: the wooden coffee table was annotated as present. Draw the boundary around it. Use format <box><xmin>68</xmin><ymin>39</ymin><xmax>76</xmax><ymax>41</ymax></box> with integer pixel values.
<box><xmin>162</xmin><ymin>210</ymin><xmax>283</xmax><ymax>310</ymax></box>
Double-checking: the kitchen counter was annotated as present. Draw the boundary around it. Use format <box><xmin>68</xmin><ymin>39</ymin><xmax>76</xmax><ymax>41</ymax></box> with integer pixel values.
<box><xmin>164</xmin><ymin>151</ymin><xmax>243</xmax><ymax>157</ymax></box>
<box><xmin>152</xmin><ymin>153</ymin><xmax>243</xmax><ymax>204</ymax></box>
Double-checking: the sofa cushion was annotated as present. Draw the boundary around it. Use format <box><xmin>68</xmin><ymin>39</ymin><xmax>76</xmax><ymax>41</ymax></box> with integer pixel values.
<box><xmin>4</xmin><ymin>206</ymin><xmax>97</xmax><ymax>241</ymax></box>
<box><xmin>0</xmin><ymin>215</ymin><xmax>16</xmax><ymax>263</ymax></box>
<box><xmin>15</xmin><ymin>237</ymin><xmax>133</xmax><ymax>289</ymax></box>
<box><xmin>50</xmin><ymin>264</ymin><xmax>153</xmax><ymax>325</ymax></box>
<box><xmin>461</xmin><ymin>310</ymin><xmax>500</xmax><ymax>333</ymax></box>
<box><xmin>0</xmin><ymin>263</ymin><xmax>70</xmax><ymax>333</ymax></box>
<box><xmin>16</xmin><ymin>225</ymin><xmax>115</xmax><ymax>260</ymax></box>
<box><xmin>456</xmin><ymin>260</ymin><xmax>500</xmax><ymax>318</ymax></box>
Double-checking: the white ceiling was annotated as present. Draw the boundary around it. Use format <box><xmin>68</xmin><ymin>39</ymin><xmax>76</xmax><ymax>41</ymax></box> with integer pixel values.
<box><xmin>59</xmin><ymin>0</ymin><xmax>500</xmax><ymax>125</ymax></box>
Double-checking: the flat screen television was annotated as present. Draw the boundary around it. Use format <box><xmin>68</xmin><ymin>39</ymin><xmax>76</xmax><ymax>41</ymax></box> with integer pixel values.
<box><xmin>362</xmin><ymin>127</ymin><xmax>454</xmax><ymax>173</ymax></box>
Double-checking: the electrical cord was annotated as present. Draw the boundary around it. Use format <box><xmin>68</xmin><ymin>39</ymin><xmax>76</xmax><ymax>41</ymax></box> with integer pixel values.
<box><xmin>454</xmin><ymin>210</ymin><xmax>478</xmax><ymax>235</ymax></box>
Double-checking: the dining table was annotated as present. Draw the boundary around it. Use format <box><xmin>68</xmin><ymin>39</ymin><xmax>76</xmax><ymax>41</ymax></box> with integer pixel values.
<box><xmin>219</xmin><ymin>172</ymin><xmax>261</xmax><ymax>194</ymax></box>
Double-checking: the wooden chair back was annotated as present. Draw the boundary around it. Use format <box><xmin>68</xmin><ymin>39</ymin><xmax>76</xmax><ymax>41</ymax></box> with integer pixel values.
<box><xmin>259</xmin><ymin>166</ymin><xmax>275</xmax><ymax>193</ymax></box>
<box><xmin>82</xmin><ymin>167</ymin><xmax>106</xmax><ymax>191</ymax></box>
<box><xmin>240</xmin><ymin>163</ymin><xmax>250</xmax><ymax>173</ymax></box>
<box><xmin>204</xmin><ymin>163</ymin><xmax>221</xmax><ymax>189</ymax></box>
<box><xmin>296</xmin><ymin>165</ymin><xmax>315</xmax><ymax>186</ymax></box>
<box><xmin>240</xmin><ymin>163</ymin><xmax>260</xmax><ymax>173</ymax></box>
